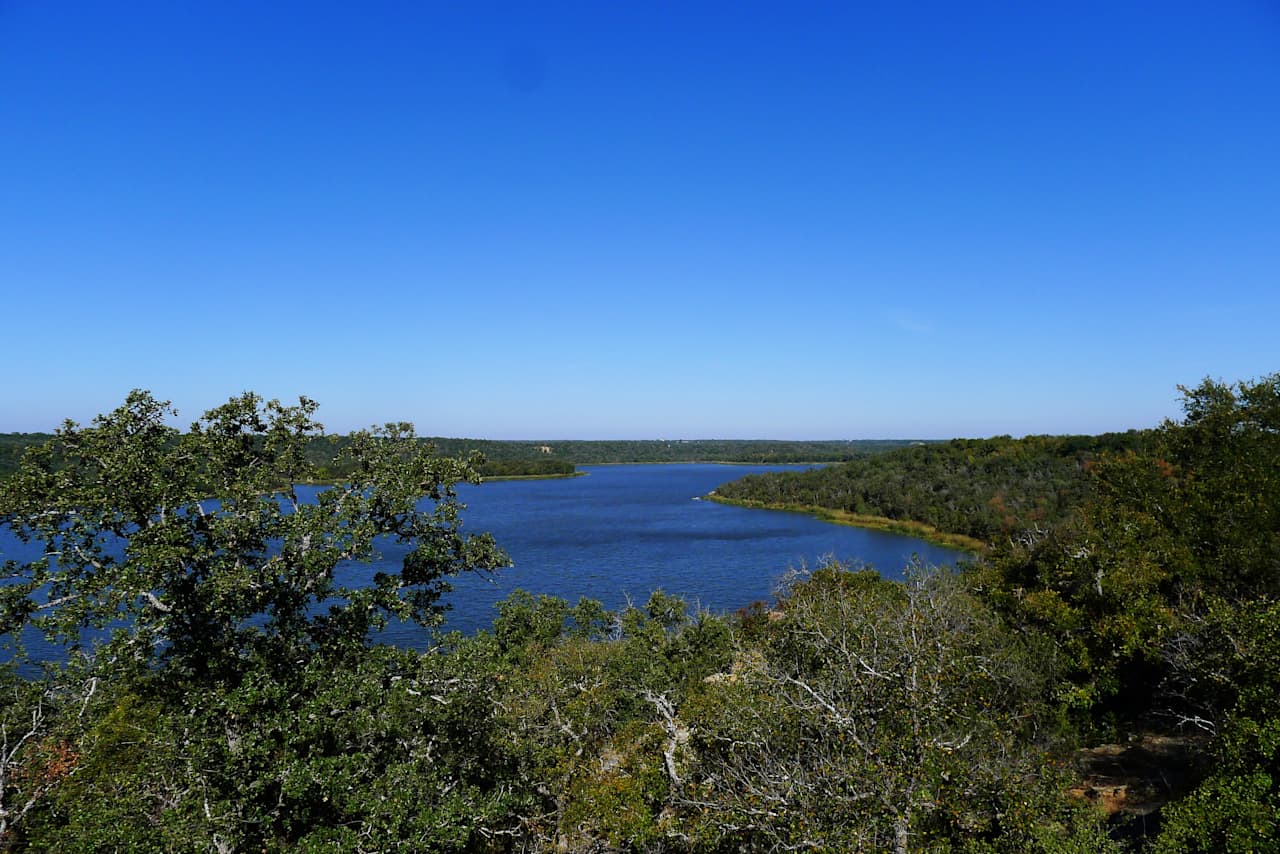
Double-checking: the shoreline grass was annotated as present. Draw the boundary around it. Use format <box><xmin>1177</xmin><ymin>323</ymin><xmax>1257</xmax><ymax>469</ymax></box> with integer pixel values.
<box><xmin>706</xmin><ymin>495</ymin><xmax>986</xmax><ymax>554</ymax></box>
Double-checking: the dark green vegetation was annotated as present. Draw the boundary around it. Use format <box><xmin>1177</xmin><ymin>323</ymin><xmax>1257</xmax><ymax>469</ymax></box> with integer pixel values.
<box><xmin>1</xmin><ymin>433</ymin><xmax>906</xmax><ymax>484</ymax></box>
<box><xmin>340</xmin><ymin>437</ymin><xmax>913</xmax><ymax>480</ymax></box>
<box><xmin>1</xmin><ymin>374</ymin><xmax>1277</xmax><ymax>852</ymax></box>
<box><xmin>0</xmin><ymin>435</ymin><xmax>52</xmax><ymax>482</ymax></box>
<box><xmin>474</xmin><ymin>457</ymin><xmax>578</xmax><ymax>479</ymax></box>
<box><xmin>428</xmin><ymin>438</ymin><xmax>913</xmax><ymax>466</ymax></box>
<box><xmin>713</xmin><ymin>432</ymin><xmax>1149</xmax><ymax>545</ymax></box>
<box><xmin>323</xmin><ymin>438</ymin><xmax>906</xmax><ymax>480</ymax></box>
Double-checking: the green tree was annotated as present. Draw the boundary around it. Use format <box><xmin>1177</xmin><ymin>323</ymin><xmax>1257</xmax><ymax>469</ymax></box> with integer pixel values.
<box><xmin>980</xmin><ymin>373</ymin><xmax>1280</xmax><ymax>728</ymax></box>
<box><xmin>0</xmin><ymin>391</ymin><xmax>511</xmax><ymax>846</ymax></box>
<box><xmin>489</xmin><ymin>590</ymin><xmax>732</xmax><ymax>851</ymax></box>
<box><xmin>0</xmin><ymin>389</ymin><xmax>508</xmax><ymax>679</ymax></box>
<box><xmin>682</xmin><ymin>562</ymin><xmax>1103</xmax><ymax>853</ymax></box>
<box><xmin>1153</xmin><ymin>598</ymin><xmax>1280</xmax><ymax>852</ymax></box>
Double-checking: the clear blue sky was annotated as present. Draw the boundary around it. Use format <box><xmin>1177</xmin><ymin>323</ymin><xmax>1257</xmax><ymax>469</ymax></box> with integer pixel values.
<box><xmin>3</xmin><ymin>1</ymin><xmax>1277</xmax><ymax>439</ymax></box>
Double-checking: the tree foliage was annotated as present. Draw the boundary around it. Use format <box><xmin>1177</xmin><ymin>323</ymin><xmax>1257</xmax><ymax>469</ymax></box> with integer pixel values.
<box><xmin>976</xmin><ymin>375</ymin><xmax>1280</xmax><ymax>722</ymax></box>
<box><xmin>0</xmin><ymin>390</ymin><xmax>508</xmax><ymax>680</ymax></box>
<box><xmin>681</xmin><ymin>563</ymin><xmax>1099</xmax><ymax>853</ymax></box>
<box><xmin>713</xmin><ymin>433</ymin><xmax>1147</xmax><ymax>544</ymax></box>
<box><xmin>1152</xmin><ymin>598</ymin><xmax>1280</xmax><ymax>852</ymax></box>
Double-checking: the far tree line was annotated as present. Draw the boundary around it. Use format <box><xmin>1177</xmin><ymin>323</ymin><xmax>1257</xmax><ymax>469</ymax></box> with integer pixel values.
<box><xmin>1</xmin><ymin>432</ymin><xmax>912</xmax><ymax>482</ymax></box>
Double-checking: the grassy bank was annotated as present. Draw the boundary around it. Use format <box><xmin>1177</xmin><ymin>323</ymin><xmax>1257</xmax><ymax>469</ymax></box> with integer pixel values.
<box><xmin>706</xmin><ymin>494</ymin><xmax>987</xmax><ymax>554</ymax></box>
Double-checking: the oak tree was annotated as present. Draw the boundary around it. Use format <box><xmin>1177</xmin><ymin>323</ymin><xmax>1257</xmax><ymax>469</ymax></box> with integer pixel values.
<box><xmin>0</xmin><ymin>389</ymin><xmax>508</xmax><ymax>680</ymax></box>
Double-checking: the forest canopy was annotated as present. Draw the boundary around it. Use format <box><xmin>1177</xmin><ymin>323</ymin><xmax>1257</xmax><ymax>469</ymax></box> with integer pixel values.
<box><xmin>711</xmin><ymin>431</ymin><xmax>1149</xmax><ymax>545</ymax></box>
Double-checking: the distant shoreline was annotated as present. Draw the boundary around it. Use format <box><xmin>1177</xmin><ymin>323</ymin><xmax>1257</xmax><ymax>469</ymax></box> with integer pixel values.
<box><xmin>481</xmin><ymin>471</ymin><xmax>586</xmax><ymax>482</ymax></box>
<box><xmin>292</xmin><ymin>471</ymin><xmax>586</xmax><ymax>487</ymax></box>
<box><xmin>579</xmin><ymin>460</ymin><xmax>833</xmax><ymax>467</ymax></box>
<box><xmin>705</xmin><ymin>495</ymin><xmax>986</xmax><ymax>554</ymax></box>
<box><xmin>480</xmin><ymin>460</ymin><xmax>826</xmax><ymax>481</ymax></box>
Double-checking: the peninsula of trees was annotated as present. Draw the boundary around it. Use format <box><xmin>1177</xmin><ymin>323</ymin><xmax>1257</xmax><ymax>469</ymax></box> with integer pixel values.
<box><xmin>710</xmin><ymin>431</ymin><xmax>1148</xmax><ymax>548</ymax></box>
<box><xmin>1</xmin><ymin>374</ymin><xmax>1277</xmax><ymax>851</ymax></box>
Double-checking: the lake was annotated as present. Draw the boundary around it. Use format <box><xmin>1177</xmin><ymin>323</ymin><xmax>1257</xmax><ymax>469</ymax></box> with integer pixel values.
<box><xmin>379</xmin><ymin>463</ymin><xmax>968</xmax><ymax>640</ymax></box>
<box><xmin>2</xmin><ymin>464</ymin><xmax>969</xmax><ymax>657</ymax></box>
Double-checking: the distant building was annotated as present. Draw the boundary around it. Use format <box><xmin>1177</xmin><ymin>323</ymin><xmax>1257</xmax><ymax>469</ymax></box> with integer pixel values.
<box><xmin>537</xmin><ymin>445</ymin><xmax>553</xmax><ymax>454</ymax></box>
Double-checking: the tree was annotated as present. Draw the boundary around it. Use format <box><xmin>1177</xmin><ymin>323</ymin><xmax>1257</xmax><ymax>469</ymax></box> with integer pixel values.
<box><xmin>978</xmin><ymin>373</ymin><xmax>1280</xmax><ymax>729</ymax></box>
<box><xmin>1153</xmin><ymin>598</ymin><xmax>1280</xmax><ymax>852</ymax></box>
<box><xmin>0</xmin><ymin>390</ymin><xmax>508</xmax><ymax>680</ymax></box>
<box><xmin>0</xmin><ymin>391</ymin><xmax>514</xmax><ymax>847</ymax></box>
<box><xmin>488</xmin><ymin>590</ymin><xmax>732</xmax><ymax>852</ymax></box>
<box><xmin>682</xmin><ymin>562</ymin><xmax>1107</xmax><ymax>853</ymax></box>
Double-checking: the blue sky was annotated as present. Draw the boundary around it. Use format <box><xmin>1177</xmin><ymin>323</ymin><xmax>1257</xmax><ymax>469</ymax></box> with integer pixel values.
<box><xmin>2</xmin><ymin>1</ymin><xmax>1277</xmax><ymax>438</ymax></box>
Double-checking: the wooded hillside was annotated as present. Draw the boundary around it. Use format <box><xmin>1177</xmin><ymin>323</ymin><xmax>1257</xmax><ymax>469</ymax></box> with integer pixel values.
<box><xmin>713</xmin><ymin>432</ymin><xmax>1149</xmax><ymax>543</ymax></box>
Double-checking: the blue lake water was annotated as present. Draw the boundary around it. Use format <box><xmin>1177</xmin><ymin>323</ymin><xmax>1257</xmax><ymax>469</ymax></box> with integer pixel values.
<box><xmin>418</xmin><ymin>463</ymin><xmax>967</xmax><ymax>637</ymax></box>
<box><xmin>2</xmin><ymin>464</ymin><xmax>968</xmax><ymax>656</ymax></box>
